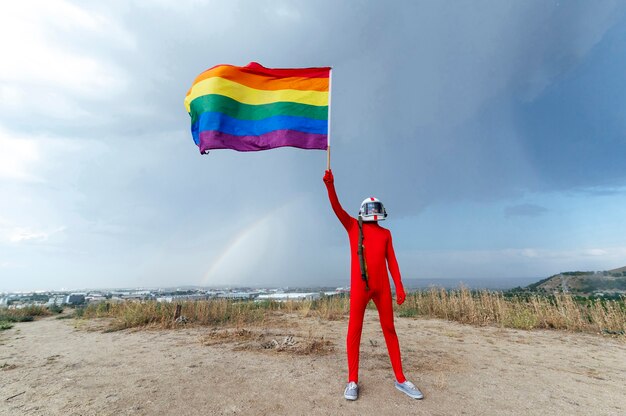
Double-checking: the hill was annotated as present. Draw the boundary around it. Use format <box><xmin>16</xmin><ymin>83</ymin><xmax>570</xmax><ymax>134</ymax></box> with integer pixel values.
<box><xmin>609</xmin><ymin>265</ymin><xmax>626</xmax><ymax>274</ymax></box>
<box><xmin>526</xmin><ymin>266</ymin><xmax>626</xmax><ymax>295</ymax></box>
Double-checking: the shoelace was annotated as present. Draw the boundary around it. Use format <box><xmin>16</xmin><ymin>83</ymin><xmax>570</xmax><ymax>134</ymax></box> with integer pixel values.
<box><xmin>346</xmin><ymin>382</ymin><xmax>358</xmax><ymax>390</ymax></box>
<box><xmin>403</xmin><ymin>381</ymin><xmax>416</xmax><ymax>390</ymax></box>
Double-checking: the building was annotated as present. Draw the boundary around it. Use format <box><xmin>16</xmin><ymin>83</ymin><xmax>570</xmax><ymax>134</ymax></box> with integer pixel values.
<box><xmin>46</xmin><ymin>296</ymin><xmax>66</xmax><ymax>307</ymax></box>
<box><xmin>66</xmin><ymin>293</ymin><xmax>86</xmax><ymax>305</ymax></box>
<box><xmin>256</xmin><ymin>292</ymin><xmax>321</xmax><ymax>302</ymax></box>
<box><xmin>217</xmin><ymin>292</ymin><xmax>258</xmax><ymax>300</ymax></box>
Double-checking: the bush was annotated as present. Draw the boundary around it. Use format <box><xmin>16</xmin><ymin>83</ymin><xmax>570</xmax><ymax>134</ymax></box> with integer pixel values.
<box><xmin>15</xmin><ymin>305</ymin><xmax>50</xmax><ymax>317</ymax></box>
<box><xmin>0</xmin><ymin>305</ymin><xmax>50</xmax><ymax>323</ymax></box>
<box><xmin>48</xmin><ymin>305</ymin><xmax>63</xmax><ymax>314</ymax></box>
<box><xmin>397</xmin><ymin>307</ymin><xmax>418</xmax><ymax>318</ymax></box>
<box><xmin>0</xmin><ymin>314</ymin><xmax>34</xmax><ymax>323</ymax></box>
<box><xmin>73</xmin><ymin>307</ymin><xmax>86</xmax><ymax>318</ymax></box>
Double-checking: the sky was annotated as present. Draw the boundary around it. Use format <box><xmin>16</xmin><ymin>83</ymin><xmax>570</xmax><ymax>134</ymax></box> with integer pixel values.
<box><xmin>1</xmin><ymin>0</ymin><xmax>626</xmax><ymax>292</ymax></box>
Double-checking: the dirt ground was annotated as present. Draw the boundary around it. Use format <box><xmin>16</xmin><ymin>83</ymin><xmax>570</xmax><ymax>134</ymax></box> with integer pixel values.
<box><xmin>1</xmin><ymin>311</ymin><xmax>625</xmax><ymax>416</ymax></box>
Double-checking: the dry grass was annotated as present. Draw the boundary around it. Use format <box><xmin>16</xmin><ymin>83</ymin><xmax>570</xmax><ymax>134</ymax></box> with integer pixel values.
<box><xmin>199</xmin><ymin>327</ymin><xmax>334</xmax><ymax>355</ymax></box>
<box><xmin>1</xmin><ymin>305</ymin><xmax>52</xmax><ymax>331</ymax></box>
<box><xmin>81</xmin><ymin>299</ymin><xmax>269</xmax><ymax>331</ymax></box>
<box><xmin>78</xmin><ymin>289</ymin><xmax>626</xmax><ymax>335</ymax></box>
<box><xmin>80</xmin><ymin>296</ymin><xmax>352</xmax><ymax>331</ymax></box>
<box><xmin>0</xmin><ymin>305</ymin><xmax>51</xmax><ymax>323</ymax></box>
<box><xmin>401</xmin><ymin>287</ymin><xmax>626</xmax><ymax>333</ymax></box>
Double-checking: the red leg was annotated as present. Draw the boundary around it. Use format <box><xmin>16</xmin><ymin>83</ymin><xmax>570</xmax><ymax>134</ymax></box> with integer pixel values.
<box><xmin>347</xmin><ymin>289</ymin><xmax>370</xmax><ymax>383</ymax></box>
<box><xmin>372</xmin><ymin>290</ymin><xmax>406</xmax><ymax>383</ymax></box>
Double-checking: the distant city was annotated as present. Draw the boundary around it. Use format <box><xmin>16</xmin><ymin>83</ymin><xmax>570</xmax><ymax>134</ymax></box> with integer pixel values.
<box><xmin>0</xmin><ymin>287</ymin><xmax>350</xmax><ymax>309</ymax></box>
<box><xmin>0</xmin><ymin>277</ymin><xmax>541</xmax><ymax>309</ymax></box>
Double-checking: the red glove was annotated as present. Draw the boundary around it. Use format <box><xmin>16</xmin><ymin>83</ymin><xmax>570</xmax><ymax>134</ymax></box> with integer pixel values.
<box><xmin>396</xmin><ymin>287</ymin><xmax>406</xmax><ymax>305</ymax></box>
<box><xmin>323</xmin><ymin>169</ymin><xmax>334</xmax><ymax>184</ymax></box>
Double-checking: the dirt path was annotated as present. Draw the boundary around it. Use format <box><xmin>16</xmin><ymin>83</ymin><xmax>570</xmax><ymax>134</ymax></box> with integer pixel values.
<box><xmin>1</xmin><ymin>312</ymin><xmax>625</xmax><ymax>415</ymax></box>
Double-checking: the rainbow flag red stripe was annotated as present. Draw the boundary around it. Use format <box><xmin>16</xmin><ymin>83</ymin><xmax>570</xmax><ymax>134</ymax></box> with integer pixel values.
<box><xmin>184</xmin><ymin>62</ymin><xmax>331</xmax><ymax>154</ymax></box>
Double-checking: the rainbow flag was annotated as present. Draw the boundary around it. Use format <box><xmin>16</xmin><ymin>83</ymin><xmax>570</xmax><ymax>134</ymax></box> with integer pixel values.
<box><xmin>184</xmin><ymin>62</ymin><xmax>331</xmax><ymax>154</ymax></box>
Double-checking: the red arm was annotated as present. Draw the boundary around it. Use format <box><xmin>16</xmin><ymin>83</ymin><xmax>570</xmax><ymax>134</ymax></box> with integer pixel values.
<box><xmin>323</xmin><ymin>170</ymin><xmax>352</xmax><ymax>231</ymax></box>
<box><xmin>386</xmin><ymin>232</ymin><xmax>406</xmax><ymax>305</ymax></box>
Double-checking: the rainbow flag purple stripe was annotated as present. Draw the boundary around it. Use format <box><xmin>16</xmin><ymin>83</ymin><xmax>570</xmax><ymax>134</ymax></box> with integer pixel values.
<box><xmin>184</xmin><ymin>62</ymin><xmax>330</xmax><ymax>154</ymax></box>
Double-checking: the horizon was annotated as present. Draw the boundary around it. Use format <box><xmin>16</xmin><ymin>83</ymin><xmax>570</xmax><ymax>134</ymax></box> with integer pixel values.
<box><xmin>0</xmin><ymin>276</ymin><xmax>551</xmax><ymax>294</ymax></box>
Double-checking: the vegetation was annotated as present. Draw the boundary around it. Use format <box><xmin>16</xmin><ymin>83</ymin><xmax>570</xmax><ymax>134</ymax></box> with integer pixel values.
<box><xmin>0</xmin><ymin>305</ymin><xmax>50</xmax><ymax>322</ymax></box>
<box><xmin>78</xmin><ymin>288</ymin><xmax>626</xmax><ymax>335</ymax></box>
<box><xmin>526</xmin><ymin>275</ymin><xmax>555</xmax><ymax>291</ymax></box>
<box><xmin>578</xmin><ymin>277</ymin><xmax>626</xmax><ymax>293</ymax></box>
<box><xmin>0</xmin><ymin>305</ymin><xmax>51</xmax><ymax>330</ymax></box>
<box><xmin>47</xmin><ymin>304</ymin><xmax>64</xmax><ymax>314</ymax></box>
<box><xmin>82</xmin><ymin>299</ymin><xmax>272</xmax><ymax>331</ymax></box>
<box><xmin>6</xmin><ymin>294</ymin><xmax>50</xmax><ymax>306</ymax></box>
<box><xmin>0</xmin><ymin>321</ymin><xmax>13</xmax><ymax>331</ymax></box>
<box><xmin>526</xmin><ymin>266</ymin><xmax>626</xmax><ymax>294</ymax></box>
<box><xmin>400</xmin><ymin>287</ymin><xmax>625</xmax><ymax>332</ymax></box>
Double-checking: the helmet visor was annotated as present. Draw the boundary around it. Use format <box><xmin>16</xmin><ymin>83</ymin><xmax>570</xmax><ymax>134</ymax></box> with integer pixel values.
<box><xmin>363</xmin><ymin>202</ymin><xmax>384</xmax><ymax>216</ymax></box>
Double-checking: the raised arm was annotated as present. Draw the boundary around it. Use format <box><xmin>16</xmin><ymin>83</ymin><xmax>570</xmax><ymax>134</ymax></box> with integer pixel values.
<box><xmin>323</xmin><ymin>169</ymin><xmax>352</xmax><ymax>230</ymax></box>
<box><xmin>386</xmin><ymin>232</ymin><xmax>406</xmax><ymax>305</ymax></box>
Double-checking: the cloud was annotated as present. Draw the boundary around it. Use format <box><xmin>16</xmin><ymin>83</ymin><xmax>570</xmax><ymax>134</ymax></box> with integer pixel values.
<box><xmin>0</xmin><ymin>1</ymin><xmax>132</xmax><ymax>136</ymax></box>
<box><xmin>0</xmin><ymin>212</ymin><xmax>66</xmax><ymax>244</ymax></box>
<box><xmin>0</xmin><ymin>2</ymin><xmax>129</xmax><ymax>94</ymax></box>
<box><xmin>0</xmin><ymin>126</ymin><xmax>102</xmax><ymax>183</ymax></box>
<box><xmin>511</xmin><ymin>247</ymin><xmax>626</xmax><ymax>264</ymax></box>
<box><xmin>504</xmin><ymin>203</ymin><xmax>548</xmax><ymax>218</ymax></box>
<box><xmin>585</xmin><ymin>248</ymin><xmax>607</xmax><ymax>257</ymax></box>
<box><xmin>272</xmin><ymin>4</ymin><xmax>302</xmax><ymax>20</ymax></box>
<box><xmin>0</xmin><ymin>132</ymin><xmax>40</xmax><ymax>181</ymax></box>
<box><xmin>398</xmin><ymin>246</ymin><xmax>626</xmax><ymax>279</ymax></box>
<box><xmin>7</xmin><ymin>226</ymin><xmax>66</xmax><ymax>243</ymax></box>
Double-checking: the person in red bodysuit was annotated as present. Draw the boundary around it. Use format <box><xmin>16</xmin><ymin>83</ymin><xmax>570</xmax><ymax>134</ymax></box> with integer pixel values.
<box><xmin>323</xmin><ymin>169</ymin><xmax>423</xmax><ymax>401</ymax></box>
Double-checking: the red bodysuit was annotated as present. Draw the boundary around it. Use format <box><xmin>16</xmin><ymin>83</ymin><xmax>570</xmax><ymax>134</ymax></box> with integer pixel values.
<box><xmin>324</xmin><ymin>170</ymin><xmax>406</xmax><ymax>384</ymax></box>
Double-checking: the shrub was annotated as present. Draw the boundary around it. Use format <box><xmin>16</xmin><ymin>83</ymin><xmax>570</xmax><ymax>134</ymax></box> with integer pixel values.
<box><xmin>48</xmin><ymin>305</ymin><xmax>63</xmax><ymax>314</ymax></box>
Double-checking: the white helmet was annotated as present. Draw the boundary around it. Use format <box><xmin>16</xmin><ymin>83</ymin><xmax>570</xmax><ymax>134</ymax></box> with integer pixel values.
<box><xmin>358</xmin><ymin>197</ymin><xmax>387</xmax><ymax>222</ymax></box>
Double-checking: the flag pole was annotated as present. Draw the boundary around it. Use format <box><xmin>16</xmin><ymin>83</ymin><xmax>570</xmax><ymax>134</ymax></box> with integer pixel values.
<box><xmin>327</xmin><ymin>68</ymin><xmax>333</xmax><ymax>170</ymax></box>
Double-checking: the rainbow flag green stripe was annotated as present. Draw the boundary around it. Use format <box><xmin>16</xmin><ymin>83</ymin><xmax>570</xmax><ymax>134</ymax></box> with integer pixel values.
<box><xmin>188</xmin><ymin>94</ymin><xmax>328</xmax><ymax>125</ymax></box>
<box><xmin>185</xmin><ymin>62</ymin><xmax>330</xmax><ymax>154</ymax></box>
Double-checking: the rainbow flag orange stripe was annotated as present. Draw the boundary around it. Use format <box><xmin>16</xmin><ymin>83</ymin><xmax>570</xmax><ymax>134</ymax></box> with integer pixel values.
<box><xmin>184</xmin><ymin>62</ymin><xmax>331</xmax><ymax>154</ymax></box>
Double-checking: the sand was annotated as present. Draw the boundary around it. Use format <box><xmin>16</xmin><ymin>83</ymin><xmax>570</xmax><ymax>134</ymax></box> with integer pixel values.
<box><xmin>1</xmin><ymin>311</ymin><xmax>625</xmax><ymax>416</ymax></box>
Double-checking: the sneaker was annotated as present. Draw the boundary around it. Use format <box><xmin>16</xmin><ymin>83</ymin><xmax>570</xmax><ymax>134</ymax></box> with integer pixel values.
<box><xmin>344</xmin><ymin>381</ymin><xmax>358</xmax><ymax>400</ymax></box>
<box><xmin>395</xmin><ymin>380</ymin><xmax>424</xmax><ymax>399</ymax></box>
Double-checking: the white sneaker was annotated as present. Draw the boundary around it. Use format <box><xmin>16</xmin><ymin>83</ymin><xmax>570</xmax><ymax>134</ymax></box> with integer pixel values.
<box><xmin>395</xmin><ymin>380</ymin><xmax>424</xmax><ymax>399</ymax></box>
<box><xmin>344</xmin><ymin>381</ymin><xmax>358</xmax><ymax>400</ymax></box>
